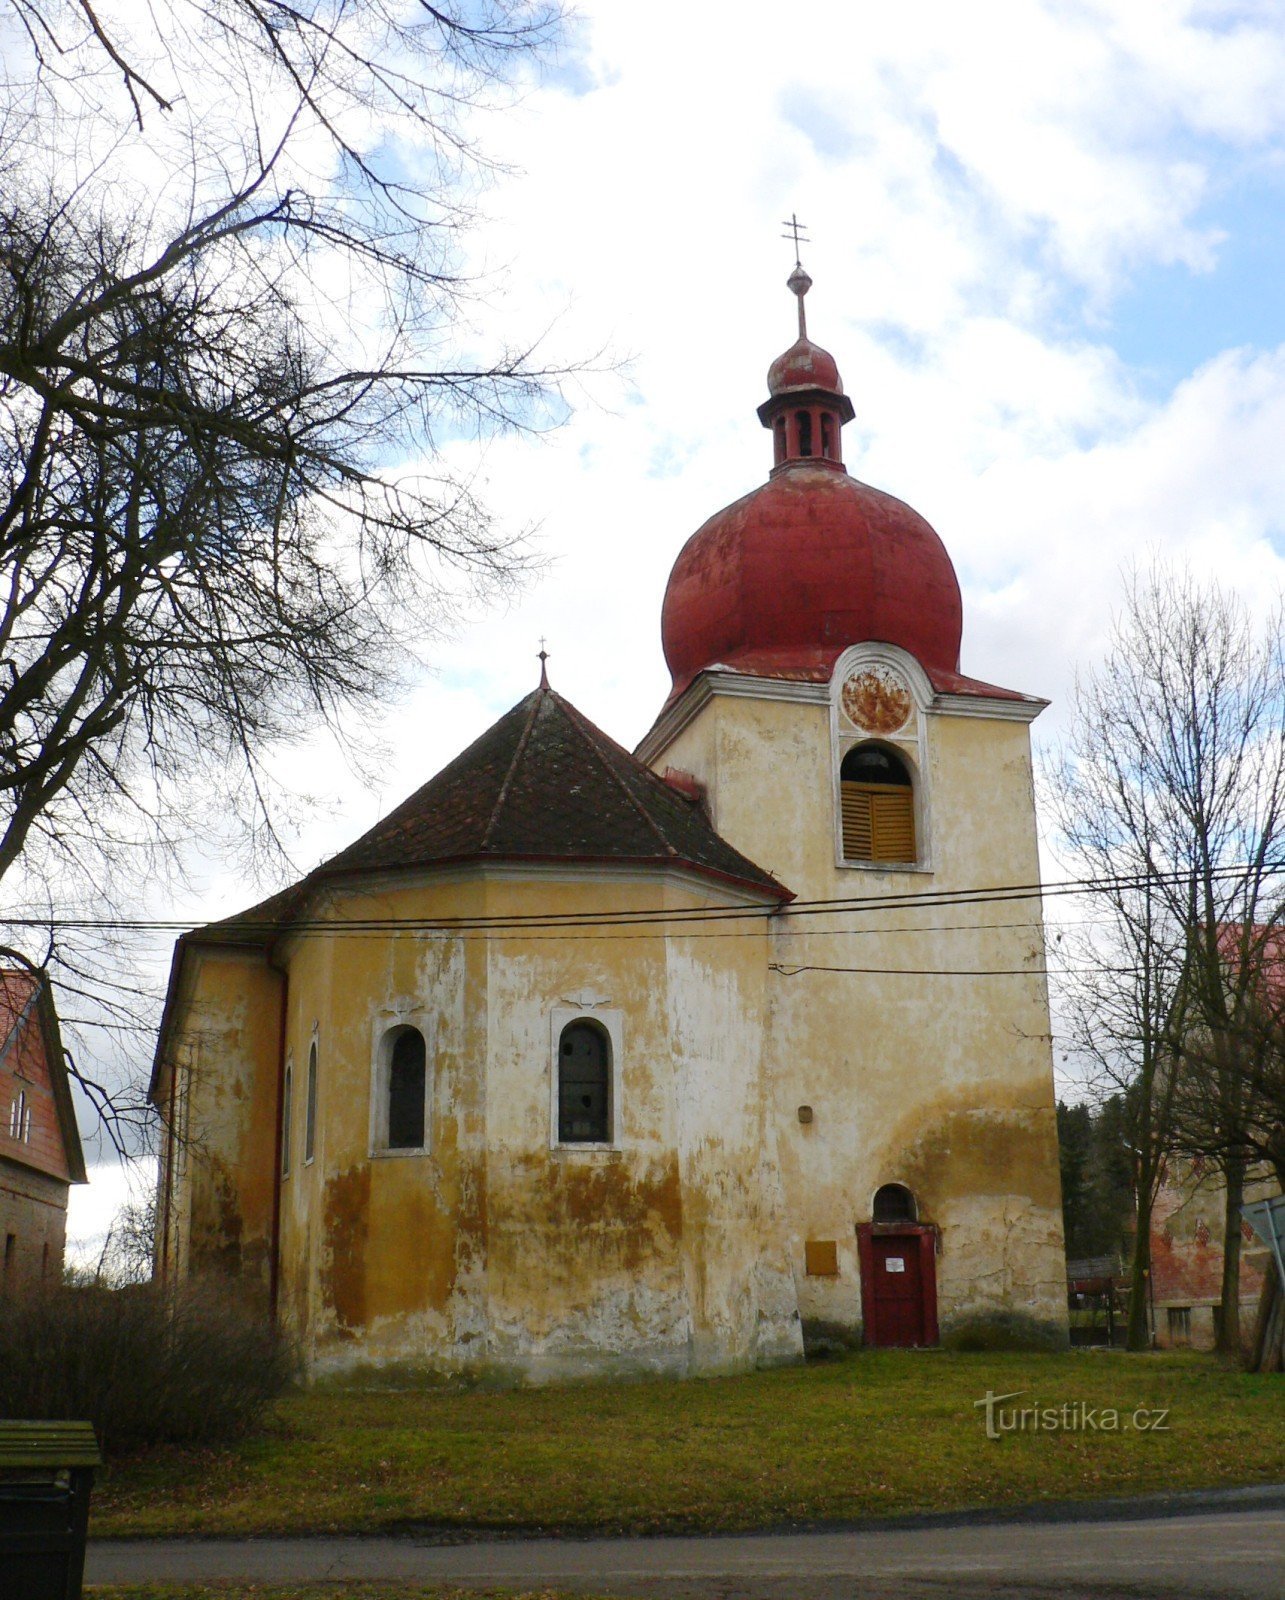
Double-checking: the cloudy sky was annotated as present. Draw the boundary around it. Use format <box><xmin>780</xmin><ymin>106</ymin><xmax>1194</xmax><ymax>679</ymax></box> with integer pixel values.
<box><xmin>67</xmin><ymin>0</ymin><xmax>1285</xmax><ymax>1251</ymax></box>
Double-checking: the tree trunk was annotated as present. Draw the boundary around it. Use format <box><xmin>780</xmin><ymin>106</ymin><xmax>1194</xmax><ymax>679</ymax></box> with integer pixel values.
<box><xmin>1216</xmin><ymin>1160</ymin><xmax>1245</xmax><ymax>1356</ymax></box>
<box><xmin>1249</xmin><ymin>1267</ymin><xmax>1284</xmax><ymax>1373</ymax></box>
<box><xmin>1127</xmin><ymin>1199</ymin><xmax>1154</xmax><ymax>1351</ymax></box>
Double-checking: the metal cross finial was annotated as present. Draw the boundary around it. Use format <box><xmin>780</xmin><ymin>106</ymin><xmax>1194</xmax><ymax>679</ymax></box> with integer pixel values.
<box><xmin>781</xmin><ymin>213</ymin><xmax>810</xmax><ymax>266</ymax></box>
<box><xmin>538</xmin><ymin>637</ymin><xmax>549</xmax><ymax>689</ymax></box>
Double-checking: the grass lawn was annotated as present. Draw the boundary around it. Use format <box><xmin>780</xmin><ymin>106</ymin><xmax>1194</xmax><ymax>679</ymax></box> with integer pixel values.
<box><xmin>90</xmin><ymin>1349</ymin><xmax>1285</xmax><ymax>1539</ymax></box>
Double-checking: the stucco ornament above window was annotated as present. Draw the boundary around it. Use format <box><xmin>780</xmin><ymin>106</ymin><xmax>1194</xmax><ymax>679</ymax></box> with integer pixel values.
<box><xmin>841</xmin><ymin>665</ymin><xmax>913</xmax><ymax>735</ymax></box>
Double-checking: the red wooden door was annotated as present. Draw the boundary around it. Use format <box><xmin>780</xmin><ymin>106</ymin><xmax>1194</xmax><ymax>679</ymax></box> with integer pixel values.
<box><xmin>867</xmin><ymin>1234</ymin><xmax>929</xmax><ymax>1347</ymax></box>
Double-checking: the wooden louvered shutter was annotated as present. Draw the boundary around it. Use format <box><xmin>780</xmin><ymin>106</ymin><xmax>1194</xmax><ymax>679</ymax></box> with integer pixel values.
<box><xmin>871</xmin><ymin>787</ymin><xmax>915</xmax><ymax>862</ymax></box>
<box><xmin>840</xmin><ymin>783</ymin><xmax>873</xmax><ymax>860</ymax></box>
<box><xmin>841</xmin><ymin>782</ymin><xmax>916</xmax><ymax>863</ymax></box>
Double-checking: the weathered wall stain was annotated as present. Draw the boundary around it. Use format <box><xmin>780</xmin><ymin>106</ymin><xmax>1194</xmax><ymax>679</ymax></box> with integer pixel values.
<box><xmin>322</xmin><ymin>1163</ymin><xmax>370</xmax><ymax>1336</ymax></box>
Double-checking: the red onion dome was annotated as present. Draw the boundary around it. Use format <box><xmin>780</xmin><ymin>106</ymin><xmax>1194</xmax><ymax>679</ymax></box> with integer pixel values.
<box><xmin>661</xmin><ymin>465</ymin><xmax>963</xmax><ymax>702</ymax></box>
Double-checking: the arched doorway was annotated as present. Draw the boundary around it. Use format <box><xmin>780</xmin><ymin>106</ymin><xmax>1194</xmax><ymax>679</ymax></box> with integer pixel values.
<box><xmin>857</xmin><ymin>1185</ymin><xmax>938</xmax><ymax>1347</ymax></box>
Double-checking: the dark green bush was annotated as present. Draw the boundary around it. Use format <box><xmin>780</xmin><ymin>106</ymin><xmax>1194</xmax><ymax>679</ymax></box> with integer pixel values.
<box><xmin>0</xmin><ymin>1280</ymin><xmax>294</xmax><ymax>1453</ymax></box>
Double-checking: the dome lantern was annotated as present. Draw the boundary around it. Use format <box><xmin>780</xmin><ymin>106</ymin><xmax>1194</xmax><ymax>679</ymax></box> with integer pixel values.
<box><xmin>757</xmin><ymin>262</ymin><xmax>855</xmax><ymax>473</ymax></box>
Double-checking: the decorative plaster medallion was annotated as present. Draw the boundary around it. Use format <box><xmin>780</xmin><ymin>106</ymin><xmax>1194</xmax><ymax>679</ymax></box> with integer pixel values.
<box><xmin>841</xmin><ymin>666</ymin><xmax>913</xmax><ymax>734</ymax></box>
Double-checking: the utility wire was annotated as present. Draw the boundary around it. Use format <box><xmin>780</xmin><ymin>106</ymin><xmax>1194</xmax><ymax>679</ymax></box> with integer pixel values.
<box><xmin>0</xmin><ymin>856</ymin><xmax>1276</xmax><ymax>939</ymax></box>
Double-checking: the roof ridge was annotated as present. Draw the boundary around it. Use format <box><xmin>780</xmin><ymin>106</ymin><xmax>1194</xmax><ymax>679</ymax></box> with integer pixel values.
<box><xmin>481</xmin><ymin>689</ymin><xmax>544</xmax><ymax>851</ymax></box>
<box><xmin>550</xmin><ymin>691</ymin><xmax>678</xmax><ymax>859</ymax></box>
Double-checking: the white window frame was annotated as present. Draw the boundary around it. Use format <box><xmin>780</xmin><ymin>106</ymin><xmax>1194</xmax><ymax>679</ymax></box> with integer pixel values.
<box><xmin>369</xmin><ymin>1012</ymin><xmax>433</xmax><ymax>1159</ymax></box>
<box><xmin>549</xmin><ymin>1003</ymin><xmax>623</xmax><ymax>1153</ymax></box>
<box><xmin>830</xmin><ymin>642</ymin><xmax>934</xmax><ymax>873</ymax></box>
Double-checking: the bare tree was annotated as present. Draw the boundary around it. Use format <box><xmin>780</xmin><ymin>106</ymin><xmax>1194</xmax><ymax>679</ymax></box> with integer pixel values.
<box><xmin>0</xmin><ymin>2</ymin><xmax>577</xmax><ymax>1145</ymax></box>
<box><xmin>1047</xmin><ymin>565</ymin><xmax>1285</xmax><ymax>1352</ymax></box>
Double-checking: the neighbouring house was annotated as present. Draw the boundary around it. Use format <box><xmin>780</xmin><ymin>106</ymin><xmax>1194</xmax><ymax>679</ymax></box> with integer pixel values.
<box><xmin>150</xmin><ymin>265</ymin><xmax>1069</xmax><ymax>1381</ymax></box>
<box><xmin>0</xmin><ymin>969</ymin><xmax>86</xmax><ymax>1288</ymax></box>
<box><xmin>1150</xmin><ymin>1157</ymin><xmax>1271</xmax><ymax>1350</ymax></box>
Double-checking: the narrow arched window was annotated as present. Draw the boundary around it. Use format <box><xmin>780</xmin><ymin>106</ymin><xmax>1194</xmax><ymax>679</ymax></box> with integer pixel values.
<box><xmin>773</xmin><ymin>414</ymin><xmax>787</xmax><ymax>465</ymax></box>
<box><xmin>820</xmin><ymin>413</ymin><xmax>835</xmax><ymax>459</ymax></box>
<box><xmin>840</xmin><ymin>744</ymin><xmax>916</xmax><ymax>863</ymax></box>
<box><xmin>873</xmin><ymin>1183</ymin><xmax>917</xmax><ymax>1223</ymax></box>
<box><xmin>387</xmin><ymin>1028</ymin><xmax>427</xmax><ymax>1150</ymax></box>
<box><xmin>304</xmin><ymin>1042</ymin><xmax>318</xmax><ymax>1163</ymax></box>
<box><xmin>281</xmin><ymin>1063</ymin><xmax>292</xmax><ymax>1177</ymax></box>
<box><xmin>558</xmin><ymin>1020</ymin><xmax>610</xmax><ymax>1144</ymax></box>
<box><xmin>796</xmin><ymin>409</ymin><xmax>813</xmax><ymax>457</ymax></box>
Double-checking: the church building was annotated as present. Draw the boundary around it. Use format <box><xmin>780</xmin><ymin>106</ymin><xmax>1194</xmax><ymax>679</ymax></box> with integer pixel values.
<box><xmin>151</xmin><ymin>266</ymin><xmax>1068</xmax><ymax>1379</ymax></box>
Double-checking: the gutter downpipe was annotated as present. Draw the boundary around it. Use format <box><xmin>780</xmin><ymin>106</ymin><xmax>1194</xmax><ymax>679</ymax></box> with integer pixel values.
<box><xmin>268</xmin><ymin>950</ymin><xmax>289</xmax><ymax>1326</ymax></box>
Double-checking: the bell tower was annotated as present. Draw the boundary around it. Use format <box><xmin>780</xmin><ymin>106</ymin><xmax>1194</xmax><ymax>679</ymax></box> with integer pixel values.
<box><xmin>637</xmin><ymin>263</ymin><xmax>1069</xmax><ymax>1353</ymax></box>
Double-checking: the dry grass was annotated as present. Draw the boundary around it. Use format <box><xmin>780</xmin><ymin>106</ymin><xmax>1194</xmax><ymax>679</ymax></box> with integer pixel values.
<box><xmin>85</xmin><ymin>1589</ymin><xmax>607</xmax><ymax>1600</ymax></box>
<box><xmin>91</xmin><ymin>1348</ymin><xmax>1285</xmax><ymax>1539</ymax></box>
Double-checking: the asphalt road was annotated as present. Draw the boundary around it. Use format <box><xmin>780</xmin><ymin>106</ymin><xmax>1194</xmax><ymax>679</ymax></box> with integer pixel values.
<box><xmin>86</xmin><ymin>1499</ymin><xmax>1285</xmax><ymax>1599</ymax></box>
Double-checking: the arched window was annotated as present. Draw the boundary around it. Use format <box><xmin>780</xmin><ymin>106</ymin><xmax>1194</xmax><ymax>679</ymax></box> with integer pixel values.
<box><xmin>796</xmin><ymin>409</ymin><xmax>813</xmax><ymax>457</ymax></box>
<box><xmin>558</xmin><ymin>1020</ymin><xmax>610</xmax><ymax>1144</ymax></box>
<box><xmin>820</xmin><ymin>413</ymin><xmax>835</xmax><ymax>459</ymax></box>
<box><xmin>387</xmin><ymin>1028</ymin><xmax>427</xmax><ymax>1150</ymax></box>
<box><xmin>281</xmin><ymin>1063</ymin><xmax>292</xmax><ymax>1177</ymax></box>
<box><xmin>773</xmin><ymin>414</ymin><xmax>787</xmax><ymax>465</ymax></box>
<box><xmin>840</xmin><ymin>744</ymin><xmax>916</xmax><ymax>863</ymax></box>
<box><xmin>873</xmin><ymin>1183</ymin><xmax>917</xmax><ymax>1223</ymax></box>
<box><xmin>304</xmin><ymin>1042</ymin><xmax>318</xmax><ymax>1163</ymax></box>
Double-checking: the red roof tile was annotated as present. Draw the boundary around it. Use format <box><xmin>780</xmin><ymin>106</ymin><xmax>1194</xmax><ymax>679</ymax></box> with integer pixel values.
<box><xmin>197</xmin><ymin>686</ymin><xmax>791</xmax><ymax>945</ymax></box>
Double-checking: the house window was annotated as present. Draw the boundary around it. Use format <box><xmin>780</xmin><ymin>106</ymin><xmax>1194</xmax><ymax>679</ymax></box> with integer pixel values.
<box><xmin>281</xmin><ymin>1063</ymin><xmax>292</xmax><ymax>1177</ymax></box>
<box><xmin>1167</xmin><ymin>1306</ymin><xmax>1191</xmax><ymax>1341</ymax></box>
<box><xmin>386</xmin><ymin>1027</ymin><xmax>427</xmax><ymax>1151</ymax></box>
<box><xmin>872</xmin><ymin>1183</ymin><xmax>917</xmax><ymax>1223</ymax></box>
<box><xmin>558</xmin><ymin>1020</ymin><xmax>610</xmax><ymax>1144</ymax></box>
<box><xmin>304</xmin><ymin>1042</ymin><xmax>318</xmax><ymax>1164</ymax></box>
<box><xmin>8</xmin><ymin>1090</ymin><xmax>30</xmax><ymax>1142</ymax></box>
<box><xmin>840</xmin><ymin>744</ymin><xmax>916</xmax><ymax>864</ymax></box>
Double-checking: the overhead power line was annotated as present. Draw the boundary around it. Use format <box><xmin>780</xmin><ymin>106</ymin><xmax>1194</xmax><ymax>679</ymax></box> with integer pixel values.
<box><xmin>1</xmin><ymin>857</ymin><xmax>1278</xmax><ymax>942</ymax></box>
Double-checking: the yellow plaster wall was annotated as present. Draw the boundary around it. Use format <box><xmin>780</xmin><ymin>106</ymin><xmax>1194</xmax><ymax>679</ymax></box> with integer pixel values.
<box><xmin>654</xmin><ymin>684</ymin><xmax>1067</xmax><ymax>1344</ymax></box>
<box><xmin>267</xmin><ymin>870</ymin><xmax>800</xmax><ymax>1381</ymax></box>
<box><xmin>158</xmin><ymin>946</ymin><xmax>283</xmax><ymax>1304</ymax></box>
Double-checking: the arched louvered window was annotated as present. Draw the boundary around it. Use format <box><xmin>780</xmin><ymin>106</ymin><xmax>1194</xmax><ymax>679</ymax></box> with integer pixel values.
<box><xmin>873</xmin><ymin>1183</ymin><xmax>917</xmax><ymax>1223</ymax></box>
<box><xmin>796</xmin><ymin>409</ymin><xmax>813</xmax><ymax>457</ymax></box>
<box><xmin>558</xmin><ymin>1020</ymin><xmax>610</xmax><ymax>1144</ymax></box>
<box><xmin>387</xmin><ymin>1027</ymin><xmax>427</xmax><ymax>1150</ymax></box>
<box><xmin>840</xmin><ymin>744</ymin><xmax>916</xmax><ymax>864</ymax></box>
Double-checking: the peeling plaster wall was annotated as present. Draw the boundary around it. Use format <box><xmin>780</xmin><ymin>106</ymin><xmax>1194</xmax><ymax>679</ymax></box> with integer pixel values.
<box><xmin>654</xmin><ymin>677</ymin><xmax>1068</xmax><ymax>1343</ymax></box>
<box><xmin>269</xmin><ymin>871</ymin><xmax>800</xmax><ymax>1381</ymax></box>
<box><xmin>157</xmin><ymin>947</ymin><xmax>283</xmax><ymax>1305</ymax></box>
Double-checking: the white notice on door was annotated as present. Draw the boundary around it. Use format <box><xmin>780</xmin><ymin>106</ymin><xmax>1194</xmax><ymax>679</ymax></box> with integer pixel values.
<box><xmin>885</xmin><ymin>1257</ymin><xmax>905</xmax><ymax>1272</ymax></box>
